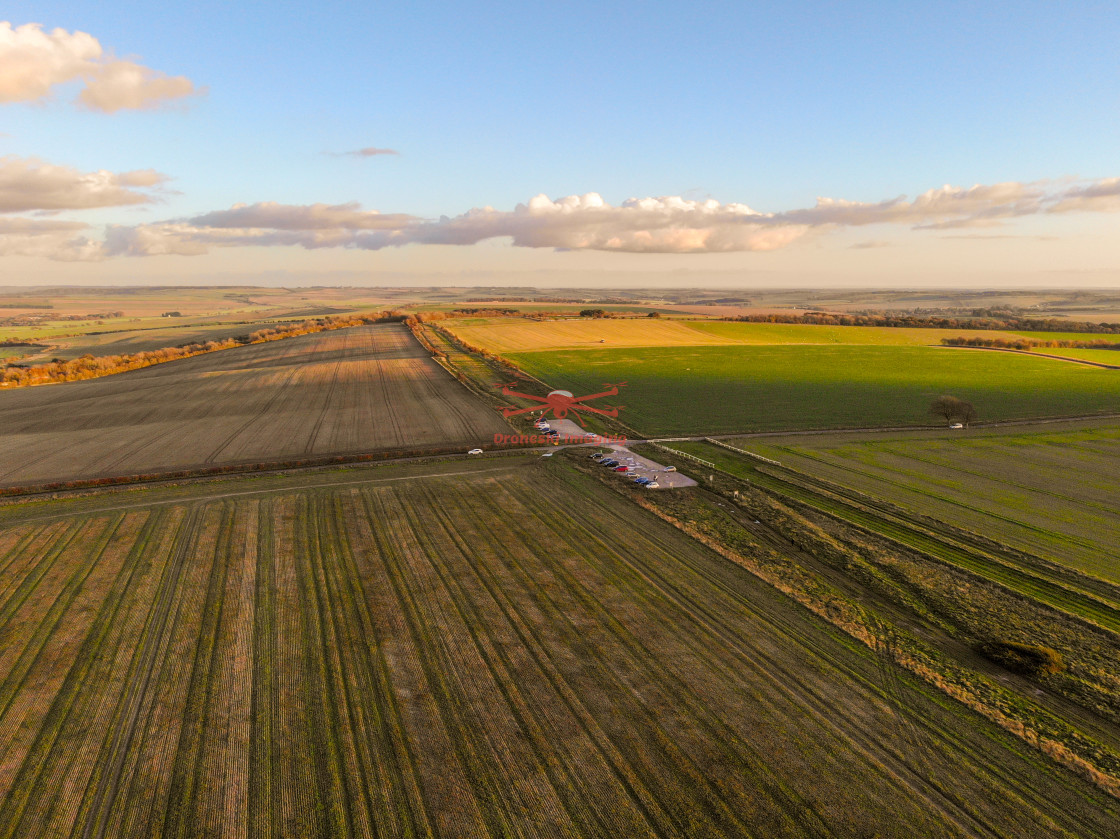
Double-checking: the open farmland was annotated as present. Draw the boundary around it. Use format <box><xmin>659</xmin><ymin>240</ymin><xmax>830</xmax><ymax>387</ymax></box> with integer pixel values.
<box><xmin>0</xmin><ymin>459</ymin><xmax>1117</xmax><ymax>837</ymax></box>
<box><xmin>734</xmin><ymin>422</ymin><xmax>1120</xmax><ymax>584</ymax></box>
<box><xmin>13</xmin><ymin>321</ymin><xmax>308</xmax><ymax>363</ymax></box>
<box><xmin>507</xmin><ymin>344</ymin><xmax>1120</xmax><ymax>435</ymax></box>
<box><xmin>445</xmin><ymin>316</ymin><xmax>1028</xmax><ymax>353</ymax></box>
<box><xmin>0</xmin><ymin>324</ymin><xmax>509</xmax><ymax>487</ymax></box>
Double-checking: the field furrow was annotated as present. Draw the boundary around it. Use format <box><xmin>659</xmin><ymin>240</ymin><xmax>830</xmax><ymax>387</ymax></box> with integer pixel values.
<box><xmin>0</xmin><ymin>458</ymin><xmax>1118</xmax><ymax>837</ymax></box>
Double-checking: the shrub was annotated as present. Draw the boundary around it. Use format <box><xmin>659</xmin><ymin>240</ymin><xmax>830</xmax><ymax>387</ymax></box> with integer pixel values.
<box><xmin>976</xmin><ymin>641</ymin><xmax>1065</xmax><ymax>677</ymax></box>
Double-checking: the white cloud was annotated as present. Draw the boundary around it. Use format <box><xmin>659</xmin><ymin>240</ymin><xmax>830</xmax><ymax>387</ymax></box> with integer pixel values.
<box><xmin>0</xmin><ymin>155</ymin><xmax>169</xmax><ymax>212</ymax></box>
<box><xmin>0</xmin><ymin>216</ymin><xmax>100</xmax><ymax>260</ymax></box>
<box><xmin>190</xmin><ymin>201</ymin><xmax>415</xmax><ymax>231</ymax></box>
<box><xmin>773</xmin><ymin>182</ymin><xmax>1050</xmax><ymax>230</ymax></box>
<box><xmin>0</xmin><ymin>21</ymin><xmax>201</xmax><ymax>111</ymax></box>
<box><xmin>9</xmin><ymin>174</ymin><xmax>1120</xmax><ymax>262</ymax></box>
<box><xmin>77</xmin><ymin>59</ymin><xmax>199</xmax><ymax>112</ymax></box>
<box><xmin>1048</xmin><ymin>177</ymin><xmax>1120</xmax><ymax>214</ymax></box>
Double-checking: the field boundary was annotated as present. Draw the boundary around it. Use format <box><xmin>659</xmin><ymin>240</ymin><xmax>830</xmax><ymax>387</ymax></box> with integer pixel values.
<box><xmin>936</xmin><ymin>344</ymin><xmax>1120</xmax><ymax>369</ymax></box>
<box><xmin>704</xmin><ymin>437</ymin><xmax>781</xmax><ymax>465</ymax></box>
<box><xmin>0</xmin><ymin>445</ymin><xmax>541</xmax><ymax>500</ymax></box>
<box><xmin>648</xmin><ymin>442</ymin><xmax>715</xmax><ymax>468</ymax></box>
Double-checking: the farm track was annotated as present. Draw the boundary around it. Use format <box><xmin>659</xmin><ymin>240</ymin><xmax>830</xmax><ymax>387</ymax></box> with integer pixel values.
<box><xmin>1</xmin><ymin>463</ymin><xmax>1120</xmax><ymax>835</ymax></box>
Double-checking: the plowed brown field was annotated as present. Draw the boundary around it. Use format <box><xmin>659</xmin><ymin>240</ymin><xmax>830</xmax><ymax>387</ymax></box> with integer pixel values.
<box><xmin>0</xmin><ymin>324</ymin><xmax>509</xmax><ymax>486</ymax></box>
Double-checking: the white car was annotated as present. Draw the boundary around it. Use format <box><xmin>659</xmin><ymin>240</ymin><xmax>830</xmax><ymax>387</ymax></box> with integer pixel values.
<box><xmin>467</xmin><ymin>448</ymin><xmax>484</xmax><ymax>455</ymax></box>
<box><xmin>949</xmin><ymin>423</ymin><xmax>964</xmax><ymax>429</ymax></box>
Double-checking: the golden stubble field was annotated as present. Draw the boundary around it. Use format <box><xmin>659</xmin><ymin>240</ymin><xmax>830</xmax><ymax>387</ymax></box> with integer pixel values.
<box><xmin>0</xmin><ymin>324</ymin><xmax>510</xmax><ymax>487</ymax></box>
<box><xmin>444</xmin><ymin>317</ymin><xmax>1030</xmax><ymax>354</ymax></box>
<box><xmin>0</xmin><ymin>459</ymin><xmax>1117</xmax><ymax>838</ymax></box>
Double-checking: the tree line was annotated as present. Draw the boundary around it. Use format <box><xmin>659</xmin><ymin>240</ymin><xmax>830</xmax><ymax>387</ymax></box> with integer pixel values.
<box><xmin>941</xmin><ymin>336</ymin><xmax>1120</xmax><ymax>351</ymax></box>
<box><xmin>0</xmin><ymin>311</ymin><xmax>406</xmax><ymax>389</ymax></box>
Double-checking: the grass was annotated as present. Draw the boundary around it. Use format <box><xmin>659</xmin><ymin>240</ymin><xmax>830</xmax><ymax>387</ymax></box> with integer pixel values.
<box><xmin>1027</xmin><ymin>348</ymin><xmax>1120</xmax><ymax>365</ymax></box>
<box><xmin>446</xmin><ymin>317</ymin><xmax>1029</xmax><ymax>353</ymax></box>
<box><xmin>686</xmin><ymin>320</ymin><xmax>1025</xmax><ymax>345</ymax></box>
<box><xmin>732</xmin><ymin>423</ymin><xmax>1120</xmax><ymax>584</ymax></box>
<box><xmin>0</xmin><ymin>459</ymin><xmax>1118</xmax><ymax>836</ymax></box>
<box><xmin>507</xmin><ymin>344</ymin><xmax>1120</xmax><ymax>435</ymax></box>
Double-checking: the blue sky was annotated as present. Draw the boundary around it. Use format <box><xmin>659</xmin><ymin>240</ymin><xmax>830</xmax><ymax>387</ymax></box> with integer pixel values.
<box><xmin>1</xmin><ymin>1</ymin><xmax>1118</xmax><ymax>285</ymax></box>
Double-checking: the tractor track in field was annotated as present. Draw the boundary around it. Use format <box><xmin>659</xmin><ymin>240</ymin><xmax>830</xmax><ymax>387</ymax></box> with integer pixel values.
<box><xmin>77</xmin><ymin>507</ymin><xmax>203</xmax><ymax>839</ymax></box>
<box><xmin>533</xmin><ymin>477</ymin><xmax>1014</xmax><ymax>837</ymax></box>
<box><xmin>634</xmin><ymin>451</ymin><xmax>1120</xmax><ymax>756</ymax></box>
<box><xmin>662</xmin><ymin>440</ymin><xmax>1120</xmax><ymax>635</ymax></box>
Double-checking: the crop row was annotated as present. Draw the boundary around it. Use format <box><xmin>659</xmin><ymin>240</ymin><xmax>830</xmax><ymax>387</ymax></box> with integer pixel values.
<box><xmin>1</xmin><ymin>467</ymin><xmax>1119</xmax><ymax>836</ymax></box>
<box><xmin>747</xmin><ymin>428</ymin><xmax>1120</xmax><ymax>582</ymax></box>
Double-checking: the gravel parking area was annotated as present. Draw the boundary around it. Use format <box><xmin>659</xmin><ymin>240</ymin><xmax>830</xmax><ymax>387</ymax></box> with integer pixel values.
<box><xmin>548</xmin><ymin>419</ymin><xmax>697</xmax><ymax>488</ymax></box>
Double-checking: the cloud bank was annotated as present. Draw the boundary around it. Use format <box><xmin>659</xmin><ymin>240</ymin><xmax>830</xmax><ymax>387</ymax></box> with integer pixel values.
<box><xmin>0</xmin><ymin>156</ymin><xmax>168</xmax><ymax>212</ymax></box>
<box><xmin>4</xmin><ymin>172</ymin><xmax>1120</xmax><ymax>261</ymax></box>
<box><xmin>0</xmin><ymin>22</ymin><xmax>202</xmax><ymax>111</ymax></box>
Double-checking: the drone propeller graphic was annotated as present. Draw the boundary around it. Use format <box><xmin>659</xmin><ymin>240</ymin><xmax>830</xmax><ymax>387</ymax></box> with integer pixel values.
<box><xmin>497</xmin><ymin>381</ymin><xmax>627</xmax><ymax>427</ymax></box>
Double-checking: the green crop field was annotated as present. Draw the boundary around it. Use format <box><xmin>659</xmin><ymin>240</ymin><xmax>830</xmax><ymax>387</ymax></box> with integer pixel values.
<box><xmin>0</xmin><ymin>458</ymin><xmax>1116</xmax><ymax>837</ymax></box>
<box><xmin>507</xmin><ymin>344</ymin><xmax>1120</xmax><ymax>435</ymax></box>
<box><xmin>685</xmin><ymin>320</ymin><xmax>1025</xmax><ymax>345</ymax></box>
<box><xmin>1028</xmin><ymin>348</ymin><xmax>1120</xmax><ymax>365</ymax></box>
<box><xmin>731</xmin><ymin>423</ymin><xmax>1120</xmax><ymax>584</ymax></box>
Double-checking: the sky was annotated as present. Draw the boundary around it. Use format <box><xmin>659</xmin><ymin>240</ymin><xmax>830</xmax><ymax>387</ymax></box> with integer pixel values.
<box><xmin>0</xmin><ymin>0</ymin><xmax>1118</xmax><ymax>288</ymax></box>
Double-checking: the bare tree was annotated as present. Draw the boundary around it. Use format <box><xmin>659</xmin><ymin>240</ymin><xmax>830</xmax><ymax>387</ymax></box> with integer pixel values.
<box><xmin>960</xmin><ymin>401</ymin><xmax>977</xmax><ymax>427</ymax></box>
<box><xmin>929</xmin><ymin>395</ymin><xmax>975</xmax><ymax>426</ymax></box>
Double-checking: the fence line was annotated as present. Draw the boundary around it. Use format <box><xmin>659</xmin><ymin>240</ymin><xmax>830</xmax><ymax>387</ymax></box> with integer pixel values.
<box><xmin>649</xmin><ymin>443</ymin><xmax>716</xmax><ymax>469</ymax></box>
<box><xmin>704</xmin><ymin>437</ymin><xmax>782</xmax><ymax>466</ymax></box>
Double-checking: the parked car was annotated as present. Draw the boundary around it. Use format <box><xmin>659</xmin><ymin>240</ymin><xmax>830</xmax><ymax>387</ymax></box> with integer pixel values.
<box><xmin>600</xmin><ymin>460</ymin><xmax>618</xmax><ymax>467</ymax></box>
<box><xmin>645</xmin><ymin>481</ymin><xmax>660</xmax><ymax>489</ymax></box>
<box><xmin>663</xmin><ymin>466</ymin><xmax>677</xmax><ymax>472</ymax></box>
<box><xmin>613</xmin><ymin>466</ymin><xmax>628</xmax><ymax>472</ymax></box>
